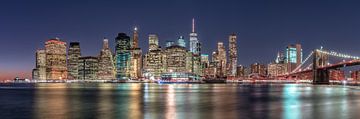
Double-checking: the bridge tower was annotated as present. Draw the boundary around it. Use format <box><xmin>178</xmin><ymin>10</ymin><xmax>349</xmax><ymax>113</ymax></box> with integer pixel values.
<box><xmin>313</xmin><ymin>49</ymin><xmax>330</xmax><ymax>84</ymax></box>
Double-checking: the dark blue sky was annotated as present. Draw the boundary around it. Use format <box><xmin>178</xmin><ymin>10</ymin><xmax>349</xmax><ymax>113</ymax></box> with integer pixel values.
<box><xmin>1</xmin><ymin>0</ymin><xmax>360</xmax><ymax>79</ymax></box>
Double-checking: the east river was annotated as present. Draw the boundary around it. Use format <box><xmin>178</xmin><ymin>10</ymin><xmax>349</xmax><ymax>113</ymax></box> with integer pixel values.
<box><xmin>1</xmin><ymin>83</ymin><xmax>360</xmax><ymax>119</ymax></box>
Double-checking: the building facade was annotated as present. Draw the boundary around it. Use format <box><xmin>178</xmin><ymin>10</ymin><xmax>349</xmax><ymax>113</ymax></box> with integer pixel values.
<box><xmin>32</xmin><ymin>49</ymin><xmax>46</xmax><ymax>80</ymax></box>
<box><xmin>78</xmin><ymin>56</ymin><xmax>98</xmax><ymax>80</ymax></box>
<box><xmin>45</xmin><ymin>38</ymin><xmax>67</xmax><ymax>80</ymax></box>
<box><xmin>228</xmin><ymin>33</ymin><xmax>238</xmax><ymax>77</ymax></box>
<box><xmin>67</xmin><ymin>42</ymin><xmax>81</xmax><ymax>80</ymax></box>
<box><xmin>351</xmin><ymin>70</ymin><xmax>360</xmax><ymax>80</ymax></box>
<box><xmin>143</xmin><ymin>34</ymin><xmax>164</xmax><ymax>79</ymax></box>
<box><xmin>214</xmin><ymin>42</ymin><xmax>227</xmax><ymax>77</ymax></box>
<box><xmin>149</xmin><ymin>34</ymin><xmax>159</xmax><ymax>51</ymax></box>
<box><xmin>97</xmin><ymin>38</ymin><xmax>116</xmax><ymax>80</ymax></box>
<box><xmin>250</xmin><ymin>63</ymin><xmax>267</xmax><ymax>76</ymax></box>
<box><xmin>164</xmin><ymin>45</ymin><xmax>187</xmax><ymax>72</ymax></box>
<box><xmin>115</xmin><ymin>33</ymin><xmax>131</xmax><ymax>79</ymax></box>
<box><xmin>267</xmin><ymin>63</ymin><xmax>286</xmax><ymax>77</ymax></box>
<box><xmin>285</xmin><ymin>44</ymin><xmax>303</xmax><ymax>72</ymax></box>
<box><xmin>236</xmin><ymin>65</ymin><xmax>245</xmax><ymax>78</ymax></box>
<box><xmin>129</xmin><ymin>27</ymin><xmax>142</xmax><ymax>79</ymax></box>
<box><xmin>143</xmin><ymin>49</ymin><xmax>164</xmax><ymax>79</ymax></box>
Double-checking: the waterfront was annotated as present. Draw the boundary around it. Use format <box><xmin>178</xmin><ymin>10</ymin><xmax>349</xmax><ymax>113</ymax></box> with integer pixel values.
<box><xmin>1</xmin><ymin>83</ymin><xmax>360</xmax><ymax>119</ymax></box>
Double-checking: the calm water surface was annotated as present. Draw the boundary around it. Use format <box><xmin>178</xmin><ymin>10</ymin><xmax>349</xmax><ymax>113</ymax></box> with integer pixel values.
<box><xmin>1</xmin><ymin>83</ymin><xmax>360</xmax><ymax>119</ymax></box>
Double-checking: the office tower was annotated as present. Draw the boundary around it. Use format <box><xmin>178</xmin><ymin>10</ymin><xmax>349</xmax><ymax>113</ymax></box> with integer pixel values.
<box><xmin>285</xmin><ymin>44</ymin><xmax>303</xmax><ymax>72</ymax></box>
<box><xmin>129</xmin><ymin>27</ymin><xmax>142</xmax><ymax>79</ymax></box>
<box><xmin>132</xmin><ymin>27</ymin><xmax>139</xmax><ymax>48</ymax></box>
<box><xmin>78</xmin><ymin>56</ymin><xmax>98</xmax><ymax>80</ymax></box>
<box><xmin>149</xmin><ymin>34</ymin><xmax>159</xmax><ymax>51</ymax></box>
<box><xmin>189</xmin><ymin>18</ymin><xmax>200</xmax><ymax>55</ymax></box>
<box><xmin>164</xmin><ymin>45</ymin><xmax>187</xmax><ymax>72</ymax></box>
<box><xmin>201</xmin><ymin>54</ymin><xmax>209</xmax><ymax>68</ymax></box>
<box><xmin>32</xmin><ymin>49</ymin><xmax>46</xmax><ymax>80</ymax></box>
<box><xmin>45</xmin><ymin>38</ymin><xmax>67</xmax><ymax>80</ymax></box>
<box><xmin>188</xmin><ymin>18</ymin><xmax>202</xmax><ymax>76</ymax></box>
<box><xmin>67</xmin><ymin>42</ymin><xmax>81</xmax><ymax>80</ymax></box>
<box><xmin>217</xmin><ymin>42</ymin><xmax>227</xmax><ymax>77</ymax></box>
<box><xmin>115</xmin><ymin>33</ymin><xmax>131</xmax><ymax>79</ymax></box>
<box><xmin>228</xmin><ymin>33</ymin><xmax>237</xmax><ymax>77</ymax></box>
<box><xmin>165</xmin><ymin>41</ymin><xmax>175</xmax><ymax>48</ymax></box>
<box><xmin>143</xmin><ymin>49</ymin><xmax>163</xmax><ymax>79</ymax></box>
<box><xmin>143</xmin><ymin>34</ymin><xmax>163</xmax><ymax>79</ymax></box>
<box><xmin>178</xmin><ymin>36</ymin><xmax>186</xmax><ymax>47</ymax></box>
<box><xmin>97</xmin><ymin>38</ymin><xmax>116</xmax><ymax>80</ymax></box>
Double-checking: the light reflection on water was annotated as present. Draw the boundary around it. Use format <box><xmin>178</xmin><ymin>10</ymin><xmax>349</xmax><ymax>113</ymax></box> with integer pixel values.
<box><xmin>1</xmin><ymin>83</ymin><xmax>360</xmax><ymax>119</ymax></box>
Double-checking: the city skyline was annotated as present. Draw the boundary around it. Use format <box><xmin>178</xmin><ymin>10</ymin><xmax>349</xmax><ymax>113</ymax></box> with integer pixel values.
<box><xmin>2</xmin><ymin>0</ymin><xmax>360</xmax><ymax>80</ymax></box>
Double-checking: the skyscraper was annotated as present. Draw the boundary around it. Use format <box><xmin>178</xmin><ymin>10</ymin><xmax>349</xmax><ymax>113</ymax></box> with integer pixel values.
<box><xmin>216</xmin><ymin>42</ymin><xmax>227</xmax><ymax>77</ymax></box>
<box><xmin>67</xmin><ymin>42</ymin><xmax>81</xmax><ymax>80</ymax></box>
<box><xmin>149</xmin><ymin>34</ymin><xmax>159</xmax><ymax>51</ymax></box>
<box><xmin>143</xmin><ymin>34</ymin><xmax>163</xmax><ymax>79</ymax></box>
<box><xmin>78</xmin><ymin>56</ymin><xmax>98</xmax><ymax>80</ymax></box>
<box><xmin>228</xmin><ymin>33</ymin><xmax>237</xmax><ymax>77</ymax></box>
<box><xmin>132</xmin><ymin>27</ymin><xmax>139</xmax><ymax>48</ymax></box>
<box><xmin>32</xmin><ymin>49</ymin><xmax>46</xmax><ymax>80</ymax></box>
<box><xmin>144</xmin><ymin>50</ymin><xmax>163</xmax><ymax>79</ymax></box>
<box><xmin>189</xmin><ymin>18</ymin><xmax>200</xmax><ymax>55</ymax></box>
<box><xmin>115</xmin><ymin>33</ymin><xmax>131</xmax><ymax>79</ymax></box>
<box><xmin>285</xmin><ymin>44</ymin><xmax>303</xmax><ymax>72</ymax></box>
<box><xmin>97</xmin><ymin>38</ymin><xmax>116</xmax><ymax>80</ymax></box>
<box><xmin>45</xmin><ymin>38</ymin><xmax>67</xmax><ymax>80</ymax></box>
<box><xmin>189</xmin><ymin>18</ymin><xmax>202</xmax><ymax>76</ymax></box>
<box><xmin>177</xmin><ymin>36</ymin><xmax>186</xmax><ymax>48</ymax></box>
<box><xmin>201</xmin><ymin>54</ymin><xmax>209</xmax><ymax>68</ymax></box>
<box><xmin>129</xmin><ymin>27</ymin><xmax>142</xmax><ymax>79</ymax></box>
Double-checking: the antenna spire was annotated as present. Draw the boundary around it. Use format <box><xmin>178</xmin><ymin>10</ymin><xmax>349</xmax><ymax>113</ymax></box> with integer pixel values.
<box><xmin>192</xmin><ymin>18</ymin><xmax>195</xmax><ymax>32</ymax></box>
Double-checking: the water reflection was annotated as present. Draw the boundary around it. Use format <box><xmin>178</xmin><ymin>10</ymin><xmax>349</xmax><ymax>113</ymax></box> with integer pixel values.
<box><xmin>33</xmin><ymin>83</ymin><xmax>69</xmax><ymax>119</ymax></box>
<box><xmin>1</xmin><ymin>83</ymin><xmax>360</xmax><ymax>119</ymax></box>
<box><xmin>282</xmin><ymin>84</ymin><xmax>301</xmax><ymax>119</ymax></box>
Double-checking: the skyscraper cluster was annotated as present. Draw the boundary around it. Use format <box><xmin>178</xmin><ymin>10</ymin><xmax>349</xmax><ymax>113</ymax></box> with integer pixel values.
<box><xmin>33</xmin><ymin>38</ymin><xmax>67</xmax><ymax>80</ymax></box>
<box><xmin>203</xmin><ymin>34</ymin><xmax>239</xmax><ymax>79</ymax></box>
<box><xmin>32</xmin><ymin>19</ymin><xmax>240</xmax><ymax>80</ymax></box>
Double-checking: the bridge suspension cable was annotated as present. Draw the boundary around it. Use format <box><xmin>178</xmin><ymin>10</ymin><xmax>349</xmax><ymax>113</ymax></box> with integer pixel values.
<box><xmin>292</xmin><ymin>51</ymin><xmax>314</xmax><ymax>73</ymax></box>
<box><xmin>317</xmin><ymin>49</ymin><xmax>360</xmax><ymax>60</ymax></box>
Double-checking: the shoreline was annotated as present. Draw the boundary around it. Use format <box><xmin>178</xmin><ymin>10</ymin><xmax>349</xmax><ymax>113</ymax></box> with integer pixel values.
<box><xmin>2</xmin><ymin>79</ymin><xmax>359</xmax><ymax>86</ymax></box>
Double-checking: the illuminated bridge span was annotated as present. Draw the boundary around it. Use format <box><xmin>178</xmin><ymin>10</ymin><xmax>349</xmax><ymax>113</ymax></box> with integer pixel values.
<box><xmin>279</xmin><ymin>48</ymin><xmax>360</xmax><ymax>84</ymax></box>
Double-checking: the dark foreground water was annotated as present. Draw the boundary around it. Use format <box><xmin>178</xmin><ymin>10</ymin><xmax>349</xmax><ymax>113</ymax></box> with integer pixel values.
<box><xmin>1</xmin><ymin>83</ymin><xmax>360</xmax><ymax>119</ymax></box>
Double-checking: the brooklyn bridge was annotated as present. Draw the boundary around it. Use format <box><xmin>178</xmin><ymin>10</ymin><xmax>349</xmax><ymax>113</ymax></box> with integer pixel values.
<box><xmin>278</xmin><ymin>48</ymin><xmax>360</xmax><ymax>84</ymax></box>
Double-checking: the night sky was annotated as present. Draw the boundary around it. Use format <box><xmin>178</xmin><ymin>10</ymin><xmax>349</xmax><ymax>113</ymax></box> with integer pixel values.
<box><xmin>1</xmin><ymin>0</ymin><xmax>360</xmax><ymax>80</ymax></box>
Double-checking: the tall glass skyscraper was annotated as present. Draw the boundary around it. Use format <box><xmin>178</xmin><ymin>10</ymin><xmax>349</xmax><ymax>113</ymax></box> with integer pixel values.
<box><xmin>189</xmin><ymin>18</ymin><xmax>200</xmax><ymax>55</ymax></box>
<box><xmin>285</xmin><ymin>44</ymin><xmax>303</xmax><ymax>72</ymax></box>
<box><xmin>115</xmin><ymin>33</ymin><xmax>131</xmax><ymax>79</ymax></box>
